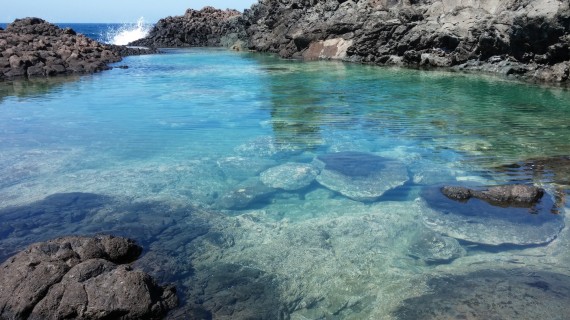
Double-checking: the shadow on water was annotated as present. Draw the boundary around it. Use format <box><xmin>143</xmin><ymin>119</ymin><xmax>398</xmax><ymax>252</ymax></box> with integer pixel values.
<box><xmin>0</xmin><ymin>192</ymin><xmax>288</xmax><ymax>319</ymax></box>
<box><xmin>393</xmin><ymin>269</ymin><xmax>570</xmax><ymax>320</ymax></box>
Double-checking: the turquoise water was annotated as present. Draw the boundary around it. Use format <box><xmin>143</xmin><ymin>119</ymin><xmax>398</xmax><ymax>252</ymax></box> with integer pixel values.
<box><xmin>1</xmin><ymin>48</ymin><xmax>570</xmax><ymax>318</ymax></box>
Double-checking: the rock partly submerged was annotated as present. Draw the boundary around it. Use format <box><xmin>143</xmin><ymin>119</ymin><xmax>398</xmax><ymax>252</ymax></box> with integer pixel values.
<box><xmin>421</xmin><ymin>184</ymin><xmax>565</xmax><ymax>246</ymax></box>
<box><xmin>441</xmin><ymin>184</ymin><xmax>545</xmax><ymax>207</ymax></box>
<box><xmin>0</xmin><ymin>17</ymin><xmax>154</xmax><ymax>80</ymax></box>
<box><xmin>0</xmin><ymin>235</ymin><xmax>177</xmax><ymax>320</ymax></box>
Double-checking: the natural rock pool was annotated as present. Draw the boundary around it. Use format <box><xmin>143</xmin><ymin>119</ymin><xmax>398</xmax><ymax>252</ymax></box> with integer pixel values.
<box><xmin>1</xmin><ymin>48</ymin><xmax>570</xmax><ymax>319</ymax></box>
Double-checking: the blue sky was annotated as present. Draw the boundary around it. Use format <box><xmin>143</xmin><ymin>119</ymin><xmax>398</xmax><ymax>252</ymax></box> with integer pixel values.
<box><xmin>2</xmin><ymin>1</ymin><xmax>258</xmax><ymax>23</ymax></box>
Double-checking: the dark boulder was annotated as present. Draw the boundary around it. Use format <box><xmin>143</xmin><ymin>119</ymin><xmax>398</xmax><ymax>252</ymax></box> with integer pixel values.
<box><xmin>440</xmin><ymin>186</ymin><xmax>472</xmax><ymax>201</ymax></box>
<box><xmin>0</xmin><ymin>235</ymin><xmax>177</xmax><ymax>320</ymax></box>
<box><xmin>442</xmin><ymin>184</ymin><xmax>544</xmax><ymax>208</ymax></box>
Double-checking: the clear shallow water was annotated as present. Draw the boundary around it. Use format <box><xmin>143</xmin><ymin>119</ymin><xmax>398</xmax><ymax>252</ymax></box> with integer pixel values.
<box><xmin>1</xmin><ymin>49</ymin><xmax>570</xmax><ymax>318</ymax></box>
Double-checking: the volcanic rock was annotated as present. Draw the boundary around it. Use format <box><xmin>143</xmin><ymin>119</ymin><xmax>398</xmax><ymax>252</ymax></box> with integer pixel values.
<box><xmin>129</xmin><ymin>6</ymin><xmax>246</xmax><ymax>48</ymax></box>
<box><xmin>141</xmin><ymin>1</ymin><xmax>570</xmax><ymax>83</ymax></box>
<box><xmin>0</xmin><ymin>235</ymin><xmax>178</xmax><ymax>320</ymax></box>
<box><xmin>0</xmin><ymin>17</ymin><xmax>154</xmax><ymax>80</ymax></box>
<box><xmin>441</xmin><ymin>184</ymin><xmax>545</xmax><ymax>207</ymax></box>
<box><xmin>242</xmin><ymin>0</ymin><xmax>570</xmax><ymax>83</ymax></box>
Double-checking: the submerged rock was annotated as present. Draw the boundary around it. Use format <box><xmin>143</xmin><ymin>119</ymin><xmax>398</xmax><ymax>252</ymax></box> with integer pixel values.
<box><xmin>407</xmin><ymin>230</ymin><xmax>465</xmax><ymax>264</ymax></box>
<box><xmin>421</xmin><ymin>184</ymin><xmax>565</xmax><ymax>246</ymax></box>
<box><xmin>260</xmin><ymin>162</ymin><xmax>319</xmax><ymax>191</ymax></box>
<box><xmin>394</xmin><ymin>269</ymin><xmax>570</xmax><ymax>320</ymax></box>
<box><xmin>315</xmin><ymin>152</ymin><xmax>408</xmax><ymax>201</ymax></box>
<box><xmin>216</xmin><ymin>178</ymin><xmax>276</xmax><ymax>210</ymax></box>
<box><xmin>0</xmin><ymin>235</ymin><xmax>177</xmax><ymax>320</ymax></box>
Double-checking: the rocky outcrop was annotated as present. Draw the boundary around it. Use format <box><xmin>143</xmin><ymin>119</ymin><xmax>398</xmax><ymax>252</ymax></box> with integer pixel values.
<box><xmin>134</xmin><ymin>1</ymin><xmax>570</xmax><ymax>83</ymax></box>
<box><xmin>0</xmin><ymin>17</ymin><xmax>154</xmax><ymax>80</ymax></box>
<box><xmin>0</xmin><ymin>235</ymin><xmax>178</xmax><ymax>320</ymax></box>
<box><xmin>130</xmin><ymin>7</ymin><xmax>247</xmax><ymax>49</ymax></box>
<box><xmin>242</xmin><ymin>0</ymin><xmax>570</xmax><ymax>83</ymax></box>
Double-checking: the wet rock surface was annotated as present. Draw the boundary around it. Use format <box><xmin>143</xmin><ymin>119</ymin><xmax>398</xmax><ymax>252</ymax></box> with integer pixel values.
<box><xmin>0</xmin><ymin>17</ymin><xmax>154</xmax><ymax>80</ymax></box>
<box><xmin>0</xmin><ymin>235</ymin><xmax>177</xmax><ymax>320</ymax></box>
<box><xmin>441</xmin><ymin>184</ymin><xmax>545</xmax><ymax>208</ymax></box>
<box><xmin>421</xmin><ymin>184</ymin><xmax>565</xmax><ymax>246</ymax></box>
<box><xmin>394</xmin><ymin>269</ymin><xmax>570</xmax><ymax>320</ymax></box>
<box><xmin>315</xmin><ymin>152</ymin><xmax>408</xmax><ymax>201</ymax></box>
<box><xmin>130</xmin><ymin>7</ymin><xmax>246</xmax><ymax>49</ymax></box>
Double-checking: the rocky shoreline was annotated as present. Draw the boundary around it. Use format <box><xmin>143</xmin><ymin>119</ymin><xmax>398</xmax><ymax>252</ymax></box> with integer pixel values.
<box><xmin>0</xmin><ymin>18</ymin><xmax>155</xmax><ymax>81</ymax></box>
<box><xmin>0</xmin><ymin>235</ymin><xmax>177</xmax><ymax>320</ymax></box>
<box><xmin>133</xmin><ymin>0</ymin><xmax>570</xmax><ymax>84</ymax></box>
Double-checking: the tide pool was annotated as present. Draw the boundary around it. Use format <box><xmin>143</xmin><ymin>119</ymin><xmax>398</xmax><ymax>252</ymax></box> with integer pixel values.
<box><xmin>1</xmin><ymin>48</ymin><xmax>570</xmax><ymax>319</ymax></box>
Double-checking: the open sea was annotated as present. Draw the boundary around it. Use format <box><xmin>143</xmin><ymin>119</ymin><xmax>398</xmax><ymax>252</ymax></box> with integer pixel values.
<box><xmin>1</xmin><ymin>23</ymin><xmax>570</xmax><ymax>319</ymax></box>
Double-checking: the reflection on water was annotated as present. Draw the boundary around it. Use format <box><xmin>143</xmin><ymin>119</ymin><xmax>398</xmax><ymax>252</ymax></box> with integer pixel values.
<box><xmin>0</xmin><ymin>49</ymin><xmax>570</xmax><ymax>319</ymax></box>
<box><xmin>0</xmin><ymin>76</ymin><xmax>81</xmax><ymax>102</ymax></box>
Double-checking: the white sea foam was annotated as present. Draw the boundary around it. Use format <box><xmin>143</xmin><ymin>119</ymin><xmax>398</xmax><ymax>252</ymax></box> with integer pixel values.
<box><xmin>104</xmin><ymin>17</ymin><xmax>151</xmax><ymax>45</ymax></box>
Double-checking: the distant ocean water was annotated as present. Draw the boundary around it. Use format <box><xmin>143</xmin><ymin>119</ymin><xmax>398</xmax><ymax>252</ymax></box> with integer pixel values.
<box><xmin>0</xmin><ymin>18</ymin><xmax>151</xmax><ymax>45</ymax></box>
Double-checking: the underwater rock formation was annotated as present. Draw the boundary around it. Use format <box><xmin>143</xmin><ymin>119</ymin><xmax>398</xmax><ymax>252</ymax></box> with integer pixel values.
<box><xmin>407</xmin><ymin>229</ymin><xmax>466</xmax><ymax>264</ymax></box>
<box><xmin>421</xmin><ymin>184</ymin><xmax>565</xmax><ymax>246</ymax></box>
<box><xmin>260</xmin><ymin>162</ymin><xmax>319</xmax><ymax>191</ymax></box>
<box><xmin>0</xmin><ymin>17</ymin><xmax>153</xmax><ymax>80</ymax></box>
<box><xmin>314</xmin><ymin>152</ymin><xmax>408</xmax><ymax>201</ymax></box>
<box><xmin>0</xmin><ymin>235</ymin><xmax>177</xmax><ymax>320</ymax></box>
<box><xmin>216</xmin><ymin>178</ymin><xmax>277</xmax><ymax>210</ymax></box>
<box><xmin>394</xmin><ymin>269</ymin><xmax>570</xmax><ymax>319</ymax></box>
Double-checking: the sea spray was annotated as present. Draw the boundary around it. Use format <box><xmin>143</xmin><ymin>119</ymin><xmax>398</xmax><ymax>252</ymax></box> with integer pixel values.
<box><xmin>103</xmin><ymin>17</ymin><xmax>151</xmax><ymax>45</ymax></box>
